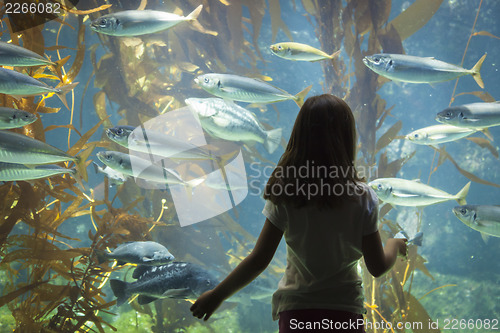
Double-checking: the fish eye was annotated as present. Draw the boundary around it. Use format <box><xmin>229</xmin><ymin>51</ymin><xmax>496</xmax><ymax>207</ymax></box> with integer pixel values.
<box><xmin>446</xmin><ymin>111</ymin><xmax>452</xmax><ymax>117</ymax></box>
<box><xmin>460</xmin><ymin>208</ymin><xmax>467</xmax><ymax>215</ymax></box>
<box><xmin>99</xmin><ymin>19</ymin><xmax>107</xmax><ymax>27</ymax></box>
<box><xmin>278</xmin><ymin>45</ymin><xmax>282</xmax><ymax>50</ymax></box>
<box><xmin>373</xmin><ymin>57</ymin><xmax>380</xmax><ymax>63</ymax></box>
<box><xmin>116</xmin><ymin>128</ymin><xmax>123</xmax><ymax>135</ymax></box>
<box><xmin>11</xmin><ymin>114</ymin><xmax>16</xmax><ymax>119</ymax></box>
<box><xmin>377</xmin><ymin>184</ymin><xmax>383</xmax><ymax>190</ymax></box>
<box><xmin>204</xmin><ymin>77</ymin><xmax>209</xmax><ymax>83</ymax></box>
<box><xmin>388</xmin><ymin>59</ymin><xmax>393</xmax><ymax>66</ymax></box>
<box><xmin>413</xmin><ymin>133</ymin><xmax>419</xmax><ymax>139</ymax></box>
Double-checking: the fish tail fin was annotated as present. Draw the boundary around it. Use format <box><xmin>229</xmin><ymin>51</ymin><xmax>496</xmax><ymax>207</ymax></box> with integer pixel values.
<box><xmin>293</xmin><ymin>85</ymin><xmax>313</xmax><ymax>107</ymax></box>
<box><xmin>329</xmin><ymin>49</ymin><xmax>341</xmax><ymax>59</ymax></box>
<box><xmin>470</xmin><ymin>53</ymin><xmax>486</xmax><ymax>89</ymax></box>
<box><xmin>110</xmin><ymin>279</ymin><xmax>130</xmax><ymax>307</ymax></box>
<box><xmin>264</xmin><ymin>128</ymin><xmax>283</xmax><ymax>154</ymax></box>
<box><xmin>455</xmin><ymin>181</ymin><xmax>471</xmax><ymax>205</ymax></box>
<box><xmin>55</xmin><ymin>82</ymin><xmax>79</xmax><ymax>111</ymax></box>
<box><xmin>186</xmin><ymin>4</ymin><xmax>203</xmax><ymax>21</ymax></box>
<box><xmin>411</xmin><ymin>231</ymin><xmax>424</xmax><ymax>247</ymax></box>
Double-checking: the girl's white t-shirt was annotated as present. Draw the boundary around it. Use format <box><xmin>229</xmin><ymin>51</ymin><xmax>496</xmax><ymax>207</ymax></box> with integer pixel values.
<box><xmin>262</xmin><ymin>182</ymin><xmax>379</xmax><ymax>320</ymax></box>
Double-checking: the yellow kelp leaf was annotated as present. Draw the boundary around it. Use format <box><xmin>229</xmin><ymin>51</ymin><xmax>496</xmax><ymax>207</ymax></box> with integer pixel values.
<box><xmin>269</xmin><ymin>0</ymin><xmax>293</xmax><ymax>43</ymax></box>
<box><xmin>93</xmin><ymin>91</ymin><xmax>113</xmax><ymax>129</ymax></box>
<box><xmin>388</xmin><ymin>0</ymin><xmax>444</xmax><ymax>40</ymax></box>
<box><xmin>431</xmin><ymin>146</ymin><xmax>500</xmax><ymax>188</ymax></box>
<box><xmin>405</xmin><ymin>293</ymin><xmax>440</xmax><ymax>332</ymax></box>
<box><xmin>136</xmin><ymin>0</ymin><xmax>147</xmax><ymax>11</ymax></box>
<box><xmin>247</xmin><ymin>0</ymin><xmax>266</xmax><ymax>60</ymax></box>
<box><xmin>66</xmin><ymin>19</ymin><xmax>86</xmax><ymax>83</ymax></box>
<box><xmin>45</xmin><ymin>124</ymin><xmax>82</xmax><ymax>137</ymax></box>
<box><xmin>45</xmin><ymin>45</ymin><xmax>70</xmax><ymax>51</ymax></box>
<box><xmin>454</xmin><ymin>91</ymin><xmax>495</xmax><ymax>103</ymax></box>
<box><xmin>376</xmin><ymin>120</ymin><xmax>402</xmax><ymax>152</ymax></box>
<box><xmin>473</xmin><ymin>30</ymin><xmax>500</xmax><ymax>40</ymax></box>
<box><xmin>466</xmin><ymin>137</ymin><xmax>499</xmax><ymax>158</ymax></box>
<box><xmin>67</xmin><ymin>116</ymin><xmax>108</xmax><ymax>156</ymax></box>
<box><xmin>32</xmin><ymin>73</ymin><xmax>60</xmax><ymax>81</ymax></box>
<box><xmin>301</xmin><ymin>0</ymin><xmax>317</xmax><ymax>15</ymax></box>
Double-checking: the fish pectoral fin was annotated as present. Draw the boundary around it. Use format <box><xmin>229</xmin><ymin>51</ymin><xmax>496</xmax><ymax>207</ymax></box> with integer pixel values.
<box><xmin>137</xmin><ymin>295</ymin><xmax>159</xmax><ymax>305</ymax></box>
<box><xmin>480</xmin><ymin>232</ymin><xmax>489</xmax><ymax>244</ymax></box>
<box><xmin>162</xmin><ymin>288</ymin><xmax>192</xmax><ymax>299</ymax></box>
<box><xmin>213</xmin><ymin>116</ymin><xmax>232</xmax><ymax>127</ymax></box>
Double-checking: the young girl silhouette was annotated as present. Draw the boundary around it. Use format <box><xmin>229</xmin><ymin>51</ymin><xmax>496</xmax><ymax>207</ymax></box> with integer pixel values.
<box><xmin>191</xmin><ymin>94</ymin><xmax>407</xmax><ymax>332</ymax></box>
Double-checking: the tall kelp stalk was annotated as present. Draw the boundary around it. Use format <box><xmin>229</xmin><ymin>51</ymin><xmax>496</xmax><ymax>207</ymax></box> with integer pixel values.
<box><xmin>301</xmin><ymin>0</ymin><xmax>443</xmax><ymax>332</ymax></box>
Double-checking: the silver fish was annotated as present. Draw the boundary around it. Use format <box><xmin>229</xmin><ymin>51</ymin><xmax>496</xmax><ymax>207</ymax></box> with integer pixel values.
<box><xmin>96</xmin><ymin>151</ymin><xmax>204</xmax><ymax>187</ymax></box>
<box><xmin>106</xmin><ymin>125</ymin><xmax>216</xmax><ymax>161</ymax></box>
<box><xmin>405</xmin><ymin>124</ymin><xmax>477</xmax><ymax>145</ymax></box>
<box><xmin>369</xmin><ymin>178</ymin><xmax>470</xmax><ymax>207</ymax></box>
<box><xmin>90</xmin><ymin>5</ymin><xmax>203</xmax><ymax>36</ymax></box>
<box><xmin>0</xmin><ymin>67</ymin><xmax>77</xmax><ymax>109</ymax></box>
<box><xmin>97</xmin><ymin>241</ymin><xmax>174</xmax><ymax>266</ymax></box>
<box><xmin>0</xmin><ymin>107</ymin><xmax>37</xmax><ymax>129</ymax></box>
<box><xmin>0</xmin><ymin>41</ymin><xmax>54</xmax><ymax>66</ymax></box>
<box><xmin>270</xmin><ymin>42</ymin><xmax>340</xmax><ymax>62</ymax></box>
<box><xmin>185</xmin><ymin>98</ymin><xmax>282</xmax><ymax>153</ymax></box>
<box><xmin>93</xmin><ymin>161</ymin><xmax>127</xmax><ymax>186</ymax></box>
<box><xmin>110</xmin><ymin>262</ymin><xmax>219</xmax><ymax>306</ymax></box>
<box><xmin>453</xmin><ymin>205</ymin><xmax>500</xmax><ymax>239</ymax></box>
<box><xmin>194</xmin><ymin>73</ymin><xmax>312</xmax><ymax>107</ymax></box>
<box><xmin>435</xmin><ymin>102</ymin><xmax>500</xmax><ymax>129</ymax></box>
<box><xmin>0</xmin><ymin>130</ymin><xmax>76</xmax><ymax>164</ymax></box>
<box><xmin>0</xmin><ymin>162</ymin><xmax>75</xmax><ymax>181</ymax></box>
<box><xmin>363</xmin><ymin>53</ymin><xmax>486</xmax><ymax>88</ymax></box>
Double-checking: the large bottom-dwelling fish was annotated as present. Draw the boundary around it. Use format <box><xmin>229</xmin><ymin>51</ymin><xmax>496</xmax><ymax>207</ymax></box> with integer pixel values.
<box><xmin>453</xmin><ymin>205</ymin><xmax>500</xmax><ymax>241</ymax></box>
<box><xmin>96</xmin><ymin>241</ymin><xmax>174</xmax><ymax>266</ymax></box>
<box><xmin>110</xmin><ymin>262</ymin><xmax>219</xmax><ymax>307</ymax></box>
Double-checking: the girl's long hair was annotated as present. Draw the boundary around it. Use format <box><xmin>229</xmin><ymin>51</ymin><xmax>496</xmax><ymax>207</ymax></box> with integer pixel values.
<box><xmin>263</xmin><ymin>94</ymin><xmax>364</xmax><ymax>208</ymax></box>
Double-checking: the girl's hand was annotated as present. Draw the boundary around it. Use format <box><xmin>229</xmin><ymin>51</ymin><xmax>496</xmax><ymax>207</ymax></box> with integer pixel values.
<box><xmin>395</xmin><ymin>239</ymin><xmax>408</xmax><ymax>258</ymax></box>
<box><xmin>190</xmin><ymin>290</ymin><xmax>223</xmax><ymax>321</ymax></box>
